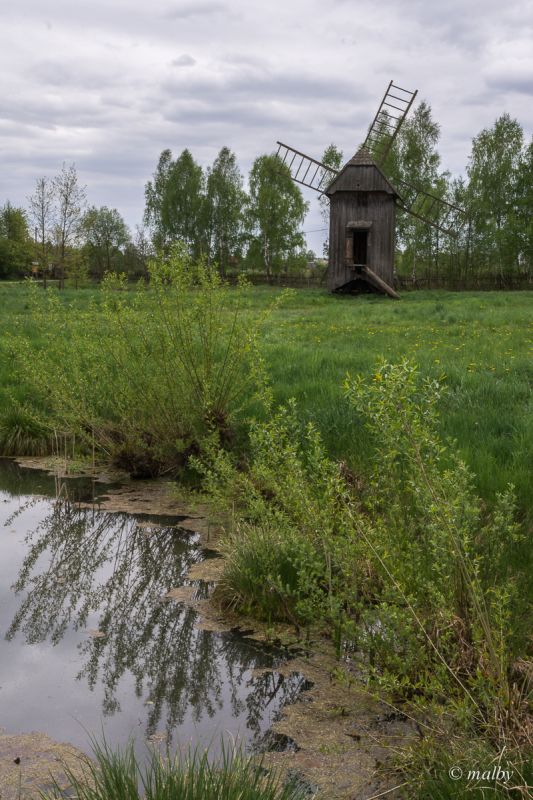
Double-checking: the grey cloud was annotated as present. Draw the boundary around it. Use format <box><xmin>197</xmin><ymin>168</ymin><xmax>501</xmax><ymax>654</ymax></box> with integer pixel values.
<box><xmin>158</xmin><ymin>101</ymin><xmax>290</xmax><ymax>129</ymax></box>
<box><xmin>27</xmin><ymin>60</ymin><xmax>122</xmax><ymax>92</ymax></box>
<box><xmin>0</xmin><ymin>94</ymin><xmax>118</xmax><ymax>129</ymax></box>
<box><xmin>486</xmin><ymin>72</ymin><xmax>533</xmax><ymax>96</ymax></box>
<box><xmin>2</xmin><ymin>0</ymin><xmax>533</xmax><ymax>240</ymax></box>
<box><xmin>163</xmin><ymin>2</ymin><xmax>226</xmax><ymax>19</ymax></box>
<box><xmin>160</xmin><ymin>70</ymin><xmax>364</xmax><ymax>105</ymax></box>
<box><xmin>171</xmin><ymin>54</ymin><xmax>196</xmax><ymax>67</ymax></box>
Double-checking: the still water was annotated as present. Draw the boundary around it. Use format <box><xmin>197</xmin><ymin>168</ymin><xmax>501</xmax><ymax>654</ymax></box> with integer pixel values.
<box><xmin>0</xmin><ymin>459</ymin><xmax>302</xmax><ymax>760</ymax></box>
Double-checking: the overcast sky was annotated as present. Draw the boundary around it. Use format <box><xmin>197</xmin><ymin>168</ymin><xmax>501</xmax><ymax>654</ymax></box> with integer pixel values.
<box><xmin>1</xmin><ymin>0</ymin><xmax>532</xmax><ymax>251</ymax></box>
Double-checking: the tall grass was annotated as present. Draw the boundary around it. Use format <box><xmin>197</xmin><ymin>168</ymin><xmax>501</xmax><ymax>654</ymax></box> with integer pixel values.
<box><xmin>40</xmin><ymin>739</ymin><xmax>306</xmax><ymax>800</ymax></box>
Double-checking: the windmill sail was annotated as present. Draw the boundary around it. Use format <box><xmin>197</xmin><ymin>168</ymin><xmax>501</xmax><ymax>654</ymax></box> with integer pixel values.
<box><xmin>362</xmin><ymin>81</ymin><xmax>418</xmax><ymax>167</ymax></box>
<box><xmin>396</xmin><ymin>178</ymin><xmax>466</xmax><ymax>236</ymax></box>
<box><xmin>276</xmin><ymin>142</ymin><xmax>339</xmax><ymax>193</ymax></box>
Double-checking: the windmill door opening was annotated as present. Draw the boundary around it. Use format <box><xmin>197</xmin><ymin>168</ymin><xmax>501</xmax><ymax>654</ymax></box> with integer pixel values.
<box><xmin>353</xmin><ymin>230</ymin><xmax>368</xmax><ymax>266</ymax></box>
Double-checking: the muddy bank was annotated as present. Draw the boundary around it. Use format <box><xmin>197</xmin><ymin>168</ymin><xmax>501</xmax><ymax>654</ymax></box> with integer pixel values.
<box><xmin>0</xmin><ymin>731</ymin><xmax>86</xmax><ymax>800</ymax></box>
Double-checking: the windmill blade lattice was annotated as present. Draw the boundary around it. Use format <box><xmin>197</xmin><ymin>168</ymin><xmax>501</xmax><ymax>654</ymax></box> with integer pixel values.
<box><xmin>276</xmin><ymin>142</ymin><xmax>339</xmax><ymax>193</ymax></box>
<box><xmin>396</xmin><ymin>177</ymin><xmax>466</xmax><ymax>236</ymax></box>
<box><xmin>362</xmin><ymin>81</ymin><xmax>418</xmax><ymax>166</ymax></box>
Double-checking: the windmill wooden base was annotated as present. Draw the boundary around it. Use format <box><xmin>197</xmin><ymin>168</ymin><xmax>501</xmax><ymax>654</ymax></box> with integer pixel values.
<box><xmin>334</xmin><ymin>265</ymin><xmax>399</xmax><ymax>299</ymax></box>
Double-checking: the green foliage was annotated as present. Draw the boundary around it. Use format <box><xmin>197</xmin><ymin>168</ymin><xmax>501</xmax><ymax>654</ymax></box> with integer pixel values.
<box><xmin>41</xmin><ymin>739</ymin><xmax>306</xmax><ymax>800</ymax></box>
<box><xmin>319</xmin><ymin>144</ymin><xmax>344</xmax><ymax>258</ymax></box>
<box><xmin>205</xmin><ymin>147</ymin><xmax>247</xmax><ymax>274</ymax></box>
<box><xmin>198</xmin><ymin>355</ymin><xmax>531</xmax><ymax>793</ymax></box>
<box><xmin>53</xmin><ymin>163</ymin><xmax>87</xmax><ymax>288</ymax></box>
<box><xmin>64</xmin><ymin>249</ymin><xmax>91</xmax><ymax>288</ymax></box>
<box><xmin>8</xmin><ymin>246</ymin><xmax>275</xmax><ymax>475</ymax></box>
<box><xmin>202</xmin><ymin>356</ymin><xmax>528</xmax><ymax>739</ymax></box>
<box><xmin>0</xmin><ymin>202</ymin><xmax>33</xmax><ymax>277</ymax></box>
<box><xmin>0</xmin><ymin>401</ymin><xmax>52</xmax><ymax>456</ymax></box>
<box><xmin>344</xmin><ymin>363</ymin><xmax>525</xmax><ymax>703</ymax></box>
<box><xmin>82</xmin><ymin>205</ymin><xmax>130</xmax><ymax>277</ymax></box>
<box><xmin>144</xmin><ymin>148</ymin><xmax>205</xmax><ymax>255</ymax></box>
<box><xmin>197</xmin><ymin>401</ymin><xmax>359</xmax><ymax>631</ymax></box>
<box><xmin>246</xmin><ymin>155</ymin><xmax>308</xmax><ymax>276</ymax></box>
<box><xmin>384</xmin><ymin>101</ymin><xmax>446</xmax><ymax>280</ymax></box>
<box><xmin>464</xmin><ymin>114</ymin><xmax>525</xmax><ymax>279</ymax></box>
<box><xmin>403</xmin><ymin>735</ymin><xmax>533</xmax><ymax>799</ymax></box>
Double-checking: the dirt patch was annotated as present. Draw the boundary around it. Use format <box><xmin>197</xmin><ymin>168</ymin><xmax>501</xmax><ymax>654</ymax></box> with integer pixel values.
<box><xmin>0</xmin><ymin>730</ymin><xmax>88</xmax><ymax>799</ymax></box>
<box><xmin>186</xmin><ymin>557</ymin><xmax>225</xmax><ymax>582</ymax></box>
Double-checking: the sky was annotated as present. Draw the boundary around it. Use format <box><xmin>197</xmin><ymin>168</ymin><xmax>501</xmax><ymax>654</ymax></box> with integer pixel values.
<box><xmin>1</xmin><ymin>0</ymin><xmax>532</xmax><ymax>253</ymax></box>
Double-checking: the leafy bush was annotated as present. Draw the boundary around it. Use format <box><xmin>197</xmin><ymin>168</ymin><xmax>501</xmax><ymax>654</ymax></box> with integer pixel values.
<box><xmin>344</xmin><ymin>361</ymin><xmax>526</xmax><ymax>718</ymax></box>
<box><xmin>197</xmin><ymin>401</ymin><xmax>362</xmax><ymax>634</ymax></box>
<box><xmin>8</xmin><ymin>246</ymin><xmax>277</xmax><ymax>474</ymax></box>
<box><xmin>201</xmin><ymin>360</ymin><xmax>531</xmax><ymax>790</ymax></box>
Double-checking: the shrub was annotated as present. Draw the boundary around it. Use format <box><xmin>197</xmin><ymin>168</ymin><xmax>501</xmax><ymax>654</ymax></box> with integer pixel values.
<box><xmin>344</xmin><ymin>361</ymin><xmax>525</xmax><ymax>715</ymax></box>
<box><xmin>197</xmin><ymin>401</ymin><xmax>362</xmax><ymax>634</ymax></box>
<box><xmin>201</xmin><ymin>360</ymin><xmax>531</xmax><ymax>790</ymax></box>
<box><xmin>8</xmin><ymin>246</ymin><xmax>278</xmax><ymax>474</ymax></box>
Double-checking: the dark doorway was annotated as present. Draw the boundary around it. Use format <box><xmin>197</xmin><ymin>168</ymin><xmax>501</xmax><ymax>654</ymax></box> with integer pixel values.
<box><xmin>353</xmin><ymin>230</ymin><xmax>368</xmax><ymax>265</ymax></box>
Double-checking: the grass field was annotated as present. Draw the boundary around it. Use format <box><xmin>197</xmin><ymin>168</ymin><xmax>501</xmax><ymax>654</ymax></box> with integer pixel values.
<box><xmin>1</xmin><ymin>281</ymin><xmax>532</xmax><ymax>514</ymax></box>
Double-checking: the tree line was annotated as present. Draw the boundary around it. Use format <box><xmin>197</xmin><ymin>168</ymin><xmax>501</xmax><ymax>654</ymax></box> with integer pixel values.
<box><xmin>143</xmin><ymin>147</ymin><xmax>308</xmax><ymax>277</ymax></box>
<box><xmin>0</xmin><ymin>149</ymin><xmax>310</xmax><ymax>284</ymax></box>
<box><xmin>1</xmin><ymin>106</ymin><xmax>532</xmax><ymax>287</ymax></box>
<box><xmin>0</xmin><ymin>164</ymin><xmax>148</xmax><ymax>285</ymax></box>
<box><xmin>380</xmin><ymin>105</ymin><xmax>533</xmax><ymax>286</ymax></box>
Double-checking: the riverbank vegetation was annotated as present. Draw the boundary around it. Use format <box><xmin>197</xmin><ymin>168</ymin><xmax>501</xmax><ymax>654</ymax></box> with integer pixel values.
<box><xmin>2</xmin><ymin>280</ymin><xmax>533</xmax><ymax>510</ymax></box>
<box><xmin>200</xmin><ymin>364</ymin><xmax>531</xmax><ymax>795</ymax></box>
<box><xmin>41</xmin><ymin>740</ymin><xmax>306</xmax><ymax>800</ymax></box>
<box><xmin>2</xmin><ymin>271</ymin><xmax>532</xmax><ymax>796</ymax></box>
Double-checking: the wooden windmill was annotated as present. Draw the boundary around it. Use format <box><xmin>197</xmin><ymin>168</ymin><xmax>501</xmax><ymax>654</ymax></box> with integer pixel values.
<box><xmin>276</xmin><ymin>81</ymin><xmax>464</xmax><ymax>298</ymax></box>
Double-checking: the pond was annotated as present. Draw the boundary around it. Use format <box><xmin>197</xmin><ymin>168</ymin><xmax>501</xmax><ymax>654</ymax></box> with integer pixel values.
<box><xmin>0</xmin><ymin>459</ymin><xmax>304</xmax><ymax>763</ymax></box>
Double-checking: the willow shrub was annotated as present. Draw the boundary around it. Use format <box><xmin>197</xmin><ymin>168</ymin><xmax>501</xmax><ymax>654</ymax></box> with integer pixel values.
<box><xmin>195</xmin><ymin>400</ymin><xmax>363</xmax><ymax>637</ymax></box>
<box><xmin>201</xmin><ymin>362</ymin><xmax>529</xmax><ymax>741</ymax></box>
<box><xmin>344</xmin><ymin>362</ymin><xmax>526</xmax><ymax>717</ymax></box>
<box><xmin>8</xmin><ymin>246</ymin><xmax>277</xmax><ymax>475</ymax></box>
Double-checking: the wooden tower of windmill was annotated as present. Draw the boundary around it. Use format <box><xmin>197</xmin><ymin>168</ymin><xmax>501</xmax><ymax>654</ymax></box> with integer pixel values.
<box><xmin>276</xmin><ymin>81</ymin><xmax>464</xmax><ymax>298</ymax></box>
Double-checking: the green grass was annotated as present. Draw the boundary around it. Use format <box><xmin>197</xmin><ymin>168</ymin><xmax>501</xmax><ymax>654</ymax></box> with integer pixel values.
<box><xmin>232</xmin><ymin>286</ymin><xmax>533</xmax><ymax>515</ymax></box>
<box><xmin>40</xmin><ymin>739</ymin><xmax>306</xmax><ymax>800</ymax></box>
<box><xmin>1</xmin><ymin>282</ymin><xmax>532</xmax><ymax>512</ymax></box>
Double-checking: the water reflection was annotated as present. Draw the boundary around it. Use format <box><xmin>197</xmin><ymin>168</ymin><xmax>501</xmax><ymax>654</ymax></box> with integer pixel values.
<box><xmin>4</xmin><ymin>488</ymin><xmax>301</xmax><ymax>749</ymax></box>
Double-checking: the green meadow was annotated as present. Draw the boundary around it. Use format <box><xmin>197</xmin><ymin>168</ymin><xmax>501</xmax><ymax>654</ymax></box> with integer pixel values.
<box><xmin>1</xmin><ymin>281</ymin><xmax>532</xmax><ymax>514</ymax></box>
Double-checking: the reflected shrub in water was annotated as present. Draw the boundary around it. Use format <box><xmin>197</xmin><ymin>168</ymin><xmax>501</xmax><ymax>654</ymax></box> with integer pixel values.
<box><xmin>41</xmin><ymin>739</ymin><xmax>306</xmax><ymax>800</ymax></box>
<box><xmin>8</xmin><ymin>245</ymin><xmax>278</xmax><ymax>475</ymax></box>
<box><xmin>7</xmin><ymin>499</ymin><xmax>292</xmax><ymax>742</ymax></box>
